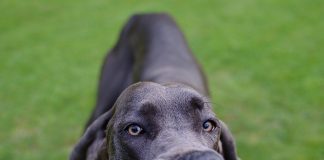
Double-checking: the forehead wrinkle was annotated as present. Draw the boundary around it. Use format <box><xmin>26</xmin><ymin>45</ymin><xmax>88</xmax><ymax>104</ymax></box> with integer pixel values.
<box><xmin>161</xmin><ymin>94</ymin><xmax>214</xmax><ymax>127</ymax></box>
<box><xmin>190</xmin><ymin>96</ymin><xmax>206</xmax><ymax>110</ymax></box>
<box><xmin>138</xmin><ymin>102</ymin><xmax>158</xmax><ymax>116</ymax></box>
<box><xmin>121</xmin><ymin>101</ymin><xmax>163</xmax><ymax>124</ymax></box>
<box><xmin>118</xmin><ymin>91</ymin><xmax>168</xmax><ymax>124</ymax></box>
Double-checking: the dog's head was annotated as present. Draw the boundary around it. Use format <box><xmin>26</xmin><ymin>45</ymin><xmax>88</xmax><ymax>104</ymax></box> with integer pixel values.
<box><xmin>71</xmin><ymin>82</ymin><xmax>237</xmax><ymax>160</ymax></box>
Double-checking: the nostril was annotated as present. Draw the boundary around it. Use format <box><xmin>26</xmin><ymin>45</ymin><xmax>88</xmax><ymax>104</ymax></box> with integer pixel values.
<box><xmin>178</xmin><ymin>151</ymin><xmax>223</xmax><ymax>160</ymax></box>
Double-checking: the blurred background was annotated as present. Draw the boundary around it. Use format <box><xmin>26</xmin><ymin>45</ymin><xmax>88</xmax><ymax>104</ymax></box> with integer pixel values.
<box><xmin>0</xmin><ymin>0</ymin><xmax>323</xmax><ymax>159</ymax></box>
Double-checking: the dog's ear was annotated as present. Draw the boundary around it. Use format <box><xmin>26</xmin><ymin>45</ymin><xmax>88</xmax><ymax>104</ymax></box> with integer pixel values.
<box><xmin>215</xmin><ymin>120</ymin><xmax>238</xmax><ymax>160</ymax></box>
<box><xmin>70</xmin><ymin>109</ymin><xmax>114</xmax><ymax>160</ymax></box>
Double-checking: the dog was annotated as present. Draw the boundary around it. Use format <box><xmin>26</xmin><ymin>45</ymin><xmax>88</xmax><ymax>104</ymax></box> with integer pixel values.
<box><xmin>70</xmin><ymin>13</ymin><xmax>238</xmax><ymax>160</ymax></box>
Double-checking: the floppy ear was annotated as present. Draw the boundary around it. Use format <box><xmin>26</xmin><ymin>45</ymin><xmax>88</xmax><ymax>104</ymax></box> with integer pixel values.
<box><xmin>70</xmin><ymin>109</ymin><xmax>114</xmax><ymax>160</ymax></box>
<box><xmin>217</xmin><ymin>120</ymin><xmax>238</xmax><ymax>160</ymax></box>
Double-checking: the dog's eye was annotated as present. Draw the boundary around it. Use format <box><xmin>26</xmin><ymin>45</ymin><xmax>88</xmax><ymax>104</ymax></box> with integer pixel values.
<box><xmin>203</xmin><ymin>120</ymin><xmax>215</xmax><ymax>132</ymax></box>
<box><xmin>126</xmin><ymin>124</ymin><xmax>143</xmax><ymax>136</ymax></box>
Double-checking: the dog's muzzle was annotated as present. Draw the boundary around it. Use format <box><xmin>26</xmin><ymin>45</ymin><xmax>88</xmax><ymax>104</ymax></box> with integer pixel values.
<box><xmin>177</xmin><ymin>151</ymin><xmax>223</xmax><ymax>160</ymax></box>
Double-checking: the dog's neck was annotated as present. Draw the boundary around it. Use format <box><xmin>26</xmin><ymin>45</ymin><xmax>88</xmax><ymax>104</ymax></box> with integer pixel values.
<box><xmin>123</xmin><ymin>14</ymin><xmax>209</xmax><ymax>96</ymax></box>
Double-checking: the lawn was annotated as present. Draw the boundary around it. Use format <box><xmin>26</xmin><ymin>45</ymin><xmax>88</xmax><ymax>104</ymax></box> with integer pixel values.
<box><xmin>0</xmin><ymin>0</ymin><xmax>323</xmax><ymax>159</ymax></box>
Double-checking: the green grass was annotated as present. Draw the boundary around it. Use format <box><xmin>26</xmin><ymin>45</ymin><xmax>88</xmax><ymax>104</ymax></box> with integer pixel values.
<box><xmin>0</xmin><ymin>0</ymin><xmax>323</xmax><ymax>159</ymax></box>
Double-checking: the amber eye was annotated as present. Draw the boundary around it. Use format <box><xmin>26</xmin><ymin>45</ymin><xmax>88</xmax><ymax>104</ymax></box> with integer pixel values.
<box><xmin>126</xmin><ymin>124</ymin><xmax>143</xmax><ymax>136</ymax></box>
<box><xmin>203</xmin><ymin>120</ymin><xmax>215</xmax><ymax>132</ymax></box>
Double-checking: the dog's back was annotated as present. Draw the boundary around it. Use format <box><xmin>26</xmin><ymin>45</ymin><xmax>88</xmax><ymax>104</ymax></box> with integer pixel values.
<box><xmin>72</xmin><ymin>13</ymin><xmax>238</xmax><ymax>160</ymax></box>
<box><xmin>87</xmin><ymin>13</ymin><xmax>209</xmax><ymax>126</ymax></box>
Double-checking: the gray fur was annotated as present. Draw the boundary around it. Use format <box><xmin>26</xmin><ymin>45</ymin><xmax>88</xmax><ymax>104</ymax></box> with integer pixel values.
<box><xmin>70</xmin><ymin>13</ymin><xmax>238</xmax><ymax>160</ymax></box>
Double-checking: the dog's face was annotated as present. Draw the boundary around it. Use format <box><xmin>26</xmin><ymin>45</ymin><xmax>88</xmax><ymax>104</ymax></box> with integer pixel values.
<box><xmin>105</xmin><ymin>82</ymin><xmax>223</xmax><ymax>160</ymax></box>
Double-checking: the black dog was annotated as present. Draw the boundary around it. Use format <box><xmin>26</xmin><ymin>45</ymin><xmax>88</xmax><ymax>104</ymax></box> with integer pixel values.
<box><xmin>70</xmin><ymin>13</ymin><xmax>238</xmax><ymax>160</ymax></box>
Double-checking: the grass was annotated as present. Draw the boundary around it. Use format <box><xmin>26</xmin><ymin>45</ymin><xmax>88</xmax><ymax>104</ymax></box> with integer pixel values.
<box><xmin>0</xmin><ymin>0</ymin><xmax>323</xmax><ymax>159</ymax></box>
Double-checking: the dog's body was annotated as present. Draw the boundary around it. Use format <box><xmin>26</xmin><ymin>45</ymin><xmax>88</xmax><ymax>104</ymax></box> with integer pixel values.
<box><xmin>71</xmin><ymin>13</ymin><xmax>237</xmax><ymax>160</ymax></box>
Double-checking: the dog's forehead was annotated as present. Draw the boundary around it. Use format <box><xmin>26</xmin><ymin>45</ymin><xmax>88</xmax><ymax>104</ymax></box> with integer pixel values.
<box><xmin>115</xmin><ymin>82</ymin><xmax>215</xmax><ymax>125</ymax></box>
<box><xmin>114</xmin><ymin>82</ymin><xmax>210</xmax><ymax>113</ymax></box>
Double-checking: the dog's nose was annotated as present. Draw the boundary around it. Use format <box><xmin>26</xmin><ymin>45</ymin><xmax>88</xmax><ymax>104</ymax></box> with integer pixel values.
<box><xmin>178</xmin><ymin>151</ymin><xmax>224</xmax><ymax>160</ymax></box>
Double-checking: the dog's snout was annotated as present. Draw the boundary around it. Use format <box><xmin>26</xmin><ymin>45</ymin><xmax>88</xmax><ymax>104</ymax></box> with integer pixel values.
<box><xmin>178</xmin><ymin>151</ymin><xmax>224</xmax><ymax>160</ymax></box>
